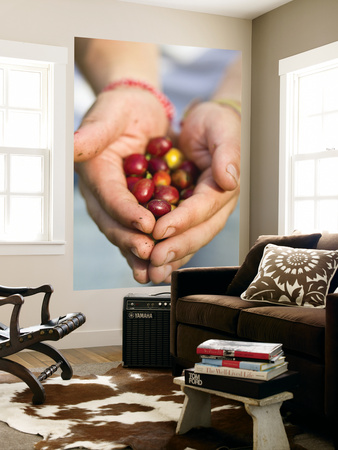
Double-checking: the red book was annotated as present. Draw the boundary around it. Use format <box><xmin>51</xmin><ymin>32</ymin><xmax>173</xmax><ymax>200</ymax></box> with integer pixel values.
<box><xmin>196</xmin><ymin>339</ymin><xmax>283</xmax><ymax>361</ymax></box>
<box><xmin>200</xmin><ymin>356</ymin><xmax>285</xmax><ymax>371</ymax></box>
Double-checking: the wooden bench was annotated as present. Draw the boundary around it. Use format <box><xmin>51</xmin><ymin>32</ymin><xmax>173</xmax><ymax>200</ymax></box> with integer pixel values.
<box><xmin>174</xmin><ymin>376</ymin><xmax>293</xmax><ymax>450</ymax></box>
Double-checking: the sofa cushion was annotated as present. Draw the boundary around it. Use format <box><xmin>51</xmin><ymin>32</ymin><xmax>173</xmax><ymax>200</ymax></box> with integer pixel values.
<box><xmin>237</xmin><ymin>306</ymin><xmax>325</xmax><ymax>360</ymax></box>
<box><xmin>226</xmin><ymin>233</ymin><xmax>322</xmax><ymax>296</ymax></box>
<box><xmin>241</xmin><ymin>244</ymin><xmax>338</xmax><ymax>308</ymax></box>
<box><xmin>176</xmin><ymin>294</ymin><xmax>257</xmax><ymax>335</ymax></box>
<box><xmin>317</xmin><ymin>232</ymin><xmax>338</xmax><ymax>292</ymax></box>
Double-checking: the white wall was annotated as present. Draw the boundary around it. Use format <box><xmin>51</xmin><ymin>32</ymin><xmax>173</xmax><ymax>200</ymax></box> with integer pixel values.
<box><xmin>0</xmin><ymin>0</ymin><xmax>252</xmax><ymax>348</ymax></box>
<box><xmin>250</xmin><ymin>0</ymin><xmax>338</xmax><ymax>243</ymax></box>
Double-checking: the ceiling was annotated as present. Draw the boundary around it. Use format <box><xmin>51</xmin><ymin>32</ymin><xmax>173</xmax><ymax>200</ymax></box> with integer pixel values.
<box><xmin>117</xmin><ymin>0</ymin><xmax>294</xmax><ymax>20</ymax></box>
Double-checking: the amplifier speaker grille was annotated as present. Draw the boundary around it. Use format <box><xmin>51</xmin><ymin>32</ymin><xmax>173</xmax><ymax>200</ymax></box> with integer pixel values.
<box><xmin>122</xmin><ymin>293</ymin><xmax>171</xmax><ymax>368</ymax></box>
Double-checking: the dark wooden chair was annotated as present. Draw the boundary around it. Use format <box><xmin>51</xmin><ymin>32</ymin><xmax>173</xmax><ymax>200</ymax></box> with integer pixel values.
<box><xmin>0</xmin><ymin>284</ymin><xmax>86</xmax><ymax>404</ymax></box>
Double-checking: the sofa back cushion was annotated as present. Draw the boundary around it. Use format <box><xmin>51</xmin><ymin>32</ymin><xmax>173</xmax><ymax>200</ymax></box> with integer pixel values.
<box><xmin>226</xmin><ymin>233</ymin><xmax>322</xmax><ymax>296</ymax></box>
<box><xmin>316</xmin><ymin>233</ymin><xmax>338</xmax><ymax>292</ymax></box>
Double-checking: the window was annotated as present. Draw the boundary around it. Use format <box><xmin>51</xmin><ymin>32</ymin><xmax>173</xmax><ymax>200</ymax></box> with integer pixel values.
<box><xmin>0</xmin><ymin>62</ymin><xmax>49</xmax><ymax>241</ymax></box>
<box><xmin>0</xmin><ymin>40</ymin><xmax>67</xmax><ymax>255</ymax></box>
<box><xmin>279</xmin><ymin>41</ymin><xmax>338</xmax><ymax>235</ymax></box>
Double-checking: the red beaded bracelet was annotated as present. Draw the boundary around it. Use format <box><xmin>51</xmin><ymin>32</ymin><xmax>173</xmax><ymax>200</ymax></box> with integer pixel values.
<box><xmin>102</xmin><ymin>78</ymin><xmax>175</xmax><ymax>121</ymax></box>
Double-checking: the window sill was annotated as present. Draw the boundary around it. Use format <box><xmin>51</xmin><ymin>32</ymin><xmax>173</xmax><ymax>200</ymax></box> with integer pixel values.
<box><xmin>0</xmin><ymin>241</ymin><xmax>66</xmax><ymax>255</ymax></box>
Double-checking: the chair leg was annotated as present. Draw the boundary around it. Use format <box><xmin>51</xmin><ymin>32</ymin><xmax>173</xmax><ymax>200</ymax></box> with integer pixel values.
<box><xmin>30</xmin><ymin>342</ymin><xmax>73</xmax><ymax>380</ymax></box>
<box><xmin>0</xmin><ymin>358</ymin><xmax>45</xmax><ymax>404</ymax></box>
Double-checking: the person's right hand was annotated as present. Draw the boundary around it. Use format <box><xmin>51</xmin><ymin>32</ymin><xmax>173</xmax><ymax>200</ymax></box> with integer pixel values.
<box><xmin>74</xmin><ymin>85</ymin><xmax>169</xmax><ymax>283</ymax></box>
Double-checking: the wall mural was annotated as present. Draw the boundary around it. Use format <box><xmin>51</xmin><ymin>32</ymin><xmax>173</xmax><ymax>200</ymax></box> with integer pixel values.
<box><xmin>74</xmin><ymin>38</ymin><xmax>241</xmax><ymax>290</ymax></box>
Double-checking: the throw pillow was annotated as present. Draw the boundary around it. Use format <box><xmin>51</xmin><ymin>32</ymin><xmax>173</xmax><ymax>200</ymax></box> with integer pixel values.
<box><xmin>226</xmin><ymin>233</ymin><xmax>322</xmax><ymax>296</ymax></box>
<box><xmin>241</xmin><ymin>244</ymin><xmax>338</xmax><ymax>308</ymax></box>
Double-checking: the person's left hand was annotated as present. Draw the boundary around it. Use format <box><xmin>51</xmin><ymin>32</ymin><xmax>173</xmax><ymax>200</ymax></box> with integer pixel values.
<box><xmin>147</xmin><ymin>101</ymin><xmax>241</xmax><ymax>284</ymax></box>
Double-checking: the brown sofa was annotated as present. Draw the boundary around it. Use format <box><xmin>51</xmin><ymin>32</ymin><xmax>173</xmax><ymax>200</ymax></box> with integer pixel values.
<box><xmin>170</xmin><ymin>232</ymin><xmax>338</xmax><ymax>429</ymax></box>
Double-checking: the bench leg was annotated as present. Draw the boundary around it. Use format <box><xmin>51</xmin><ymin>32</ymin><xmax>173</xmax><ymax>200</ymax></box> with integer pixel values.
<box><xmin>245</xmin><ymin>401</ymin><xmax>290</xmax><ymax>450</ymax></box>
<box><xmin>176</xmin><ymin>386</ymin><xmax>211</xmax><ymax>434</ymax></box>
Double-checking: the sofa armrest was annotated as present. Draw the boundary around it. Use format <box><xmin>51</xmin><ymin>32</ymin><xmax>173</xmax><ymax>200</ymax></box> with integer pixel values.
<box><xmin>170</xmin><ymin>266</ymin><xmax>239</xmax><ymax>359</ymax></box>
<box><xmin>325</xmin><ymin>292</ymin><xmax>338</xmax><ymax>419</ymax></box>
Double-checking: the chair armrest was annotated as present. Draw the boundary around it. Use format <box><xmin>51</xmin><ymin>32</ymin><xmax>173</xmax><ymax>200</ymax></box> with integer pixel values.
<box><xmin>0</xmin><ymin>284</ymin><xmax>53</xmax><ymax>324</ymax></box>
<box><xmin>0</xmin><ymin>293</ymin><xmax>24</xmax><ymax>307</ymax></box>
<box><xmin>325</xmin><ymin>293</ymin><xmax>338</xmax><ymax>418</ymax></box>
<box><xmin>0</xmin><ymin>294</ymin><xmax>24</xmax><ymax>343</ymax></box>
<box><xmin>0</xmin><ymin>284</ymin><xmax>53</xmax><ymax>297</ymax></box>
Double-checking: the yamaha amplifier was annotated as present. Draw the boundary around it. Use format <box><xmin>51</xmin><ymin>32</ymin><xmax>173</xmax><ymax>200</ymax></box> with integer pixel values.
<box><xmin>122</xmin><ymin>292</ymin><xmax>171</xmax><ymax>368</ymax></box>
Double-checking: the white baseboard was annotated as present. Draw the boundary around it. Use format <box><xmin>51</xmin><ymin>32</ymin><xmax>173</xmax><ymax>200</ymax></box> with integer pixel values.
<box><xmin>52</xmin><ymin>328</ymin><xmax>122</xmax><ymax>349</ymax></box>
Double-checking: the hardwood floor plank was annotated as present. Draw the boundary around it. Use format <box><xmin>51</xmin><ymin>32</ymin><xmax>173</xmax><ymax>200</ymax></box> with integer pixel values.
<box><xmin>74</xmin><ymin>348</ymin><xmax>110</xmax><ymax>363</ymax></box>
<box><xmin>91</xmin><ymin>346</ymin><xmax>122</xmax><ymax>361</ymax></box>
<box><xmin>7</xmin><ymin>351</ymin><xmax>43</xmax><ymax>369</ymax></box>
<box><xmin>59</xmin><ymin>349</ymin><xmax>87</xmax><ymax>365</ymax></box>
<box><xmin>4</xmin><ymin>346</ymin><xmax>122</xmax><ymax>369</ymax></box>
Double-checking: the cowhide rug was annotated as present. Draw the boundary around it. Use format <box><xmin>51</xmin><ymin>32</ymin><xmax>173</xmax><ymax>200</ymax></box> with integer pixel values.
<box><xmin>0</xmin><ymin>364</ymin><xmax>309</xmax><ymax>450</ymax></box>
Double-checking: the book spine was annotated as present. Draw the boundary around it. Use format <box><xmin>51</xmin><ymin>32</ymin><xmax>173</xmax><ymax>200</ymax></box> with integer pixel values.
<box><xmin>185</xmin><ymin>370</ymin><xmax>232</xmax><ymax>392</ymax></box>
<box><xmin>234</xmin><ymin>351</ymin><xmax>271</xmax><ymax>360</ymax></box>
<box><xmin>201</xmin><ymin>358</ymin><xmax>269</xmax><ymax>371</ymax></box>
<box><xmin>196</xmin><ymin>348</ymin><xmax>224</xmax><ymax>356</ymax></box>
<box><xmin>201</xmin><ymin>358</ymin><xmax>240</xmax><ymax>368</ymax></box>
<box><xmin>196</xmin><ymin>348</ymin><xmax>271</xmax><ymax>360</ymax></box>
<box><xmin>194</xmin><ymin>363</ymin><xmax>271</xmax><ymax>380</ymax></box>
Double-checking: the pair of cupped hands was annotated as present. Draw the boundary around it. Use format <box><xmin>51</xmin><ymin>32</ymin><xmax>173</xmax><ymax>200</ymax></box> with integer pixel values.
<box><xmin>74</xmin><ymin>87</ymin><xmax>240</xmax><ymax>285</ymax></box>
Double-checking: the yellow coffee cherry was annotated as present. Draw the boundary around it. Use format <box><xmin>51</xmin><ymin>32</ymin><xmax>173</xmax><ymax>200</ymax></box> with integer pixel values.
<box><xmin>164</xmin><ymin>148</ymin><xmax>184</xmax><ymax>170</ymax></box>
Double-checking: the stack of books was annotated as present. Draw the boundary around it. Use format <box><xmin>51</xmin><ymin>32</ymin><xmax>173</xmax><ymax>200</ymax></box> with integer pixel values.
<box><xmin>184</xmin><ymin>339</ymin><xmax>299</xmax><ymax>399</ymax></box>
<box><xmin>195</xmin><ymin>339</ymin><xmax>287</xmax><ymax>380</ymax></box>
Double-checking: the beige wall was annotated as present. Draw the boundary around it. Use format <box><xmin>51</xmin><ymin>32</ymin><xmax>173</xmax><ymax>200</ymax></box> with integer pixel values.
<box><xmin>0</xmin><ymin>0</ymin><xmax>252</xmax><ymax>347</ymax></box>
<box><xmin>250</xmin><ymin>0</ymin><xmax>338</xmax><ymax>244</ymax></box>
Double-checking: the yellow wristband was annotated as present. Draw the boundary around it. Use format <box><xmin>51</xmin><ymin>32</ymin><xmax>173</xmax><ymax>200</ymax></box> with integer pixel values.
<box><xmin>212</xmin><ymin>99</ymin><xmax>241</xmax><ymax>117</ymax></box>
<box><xmin>181</xmin><ymin>98</ymin><xmax>241</xmax><ymax>125</ymax></box>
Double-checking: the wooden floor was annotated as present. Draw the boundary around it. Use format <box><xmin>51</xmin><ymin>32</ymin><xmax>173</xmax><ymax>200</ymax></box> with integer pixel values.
<box><xmin>5</xmin><ymin>346</ymin><xmax>123</xmax><ymax>369</ymax></box>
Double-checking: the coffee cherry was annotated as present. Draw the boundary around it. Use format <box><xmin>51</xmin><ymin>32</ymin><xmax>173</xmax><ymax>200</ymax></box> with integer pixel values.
<box><xmin>146</xmin><ymin>136</ymin><xmax>172</xmax><ymax>157</ymax></box>
<box><xmin>179</xmin><ymin>160</ymin><xmax>200</xmax><ymax>182</ymax></box>
<box><xmin>132</xmin><ymin>178</ymin><xmax>155</xmax><ymax>203</ymax></box>
<box><xmin>126</xmin><ymin>176</ymin><xmax>142</xmax><ymax>192</ymax></box>
<box><xmin>147</xmin><ymin>199</ymin><xmax>171</xmax><ymax>218</ymax></box>
<box><xmin>171</xmin><ymin>169</ymin><xmax>193</xmax><ymax>190</ymax></box>
<box><xmin>154</xmin><ymin>185</ymin><xmax>180</xmax><ymax>205</ymax></box>
<box><xmin>180</xmin><ymin>186</ymin><xmax>194</xmax><ymax>200</ymax></box>
<box><xmin>148</xmin><ymin>157</ymin><xmax>169</xmax><ymax>175</ymax></box>
<box><xmin>163</xmin><ymin>148</ymin><xmax>184</xmax><ymax>170</ymax></box>
<box><xmin>153</xmin><ymin>170</ymin><xmax>171</xmax><ymax>187</ymax></box>
<box><xmin>123</xmin><ymin>154</ymin><xmax>148</xmax><ymax>176</ymax></box>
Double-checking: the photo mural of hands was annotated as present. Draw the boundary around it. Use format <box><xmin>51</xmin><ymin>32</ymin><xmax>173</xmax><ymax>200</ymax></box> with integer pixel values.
<box><xmin>74</xmin><ymin>38</ymin><xmax>241</xmax><ymax>285</ymax></box>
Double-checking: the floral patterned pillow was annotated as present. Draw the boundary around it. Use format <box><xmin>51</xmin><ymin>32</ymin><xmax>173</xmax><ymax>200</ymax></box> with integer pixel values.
<box><xmin>241</xmin><ymin>244</ymin><xmax>338</xmax><ymax>308</ymax></box>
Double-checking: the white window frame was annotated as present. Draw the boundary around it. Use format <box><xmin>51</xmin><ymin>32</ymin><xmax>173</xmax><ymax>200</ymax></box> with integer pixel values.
<box><xmin>0</xmin><ymin>40</ymin><xmax>67</xmax><ymax>255</ymax></box>
<box><xmin>278</xmin><ymin>41</ymin><xmax>338</xmax><ymax>235</ymax></box>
